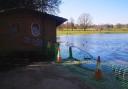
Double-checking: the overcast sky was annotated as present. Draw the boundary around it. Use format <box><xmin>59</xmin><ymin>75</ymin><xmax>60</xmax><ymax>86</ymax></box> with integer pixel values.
<box><xmin>58</xmin><ymin>0</ymin><xmax>128</xmax><ymax>25</ymax></box>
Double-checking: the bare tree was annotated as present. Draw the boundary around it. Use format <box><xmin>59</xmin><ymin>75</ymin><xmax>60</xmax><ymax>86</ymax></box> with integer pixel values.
<box><xmin>70</xmin><ymin>17</ymin><xmax>75</xmax><ymax>31</ymax></box>
<box><xmin>125</xmin><ymin>24</ymin><xmax>128</xmax><ymax>28</ymax></box>
<box><xmin>78</xmin><ymin>13</ymin><xmax>92</xmax><ymax>30</ymax></box>
<box><xmin>115</xmin><ymin>23</ymin><xmax>122</xmax><ymax>29</ymax></box>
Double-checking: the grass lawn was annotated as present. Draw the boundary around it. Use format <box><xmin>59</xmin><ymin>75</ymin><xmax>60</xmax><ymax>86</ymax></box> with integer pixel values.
<box><xmin>57</xmin><ymin>28</ymin><xmax>128</xmax><ymax>35</ymax></box>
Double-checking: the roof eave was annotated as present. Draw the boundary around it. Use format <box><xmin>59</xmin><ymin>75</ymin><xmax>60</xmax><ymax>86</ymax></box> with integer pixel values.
<box><xmin>55</xmin><ymin>17</ymin><xmax>67</xmax><ymax>26</ymax></box>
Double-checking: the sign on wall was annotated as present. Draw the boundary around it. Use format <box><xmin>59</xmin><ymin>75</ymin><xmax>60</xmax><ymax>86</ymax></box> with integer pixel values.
<box><xmin>32</xmin><ymin>38</ymin><xmax>43</xmax><ymax>47</ymax></box>
<box><xmin>31</xmin><ymin>23</ymin><xmax>40</xmax><ymax>37</ymax></box>
<box><xmin>24</xmin><ymin>37</ymin><xmax>43</xmax><ymax>47</ymax></box>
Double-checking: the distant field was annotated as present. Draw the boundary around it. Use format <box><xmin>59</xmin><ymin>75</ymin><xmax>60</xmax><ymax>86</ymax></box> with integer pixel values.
<box><xmin>57</xmin><ymin>28</ymin><xmax>128</xmax><ymax>35</ymax></box>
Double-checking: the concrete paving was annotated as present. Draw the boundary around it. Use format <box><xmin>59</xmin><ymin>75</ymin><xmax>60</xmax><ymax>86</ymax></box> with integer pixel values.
<box><xmin>0</xmin><ymin>62</ymin><xmax>93</xmax><ymax>89</ymax></box>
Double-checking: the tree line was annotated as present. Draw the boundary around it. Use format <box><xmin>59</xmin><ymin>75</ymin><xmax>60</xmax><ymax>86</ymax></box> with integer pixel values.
<box><xmin>58</xmin><ymin>13</ymin><xmax>128</xmax><ymax>31</ymax></box>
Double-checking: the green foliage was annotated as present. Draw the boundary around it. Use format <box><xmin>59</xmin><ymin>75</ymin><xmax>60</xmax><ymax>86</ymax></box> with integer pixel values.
<box><xmin>0</xmin><ymin>0</ymin><xmax>61</xmax><ymax>14</ymax></box>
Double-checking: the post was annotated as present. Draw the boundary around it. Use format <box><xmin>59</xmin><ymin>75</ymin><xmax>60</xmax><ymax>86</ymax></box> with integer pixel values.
<box><xmin>47</xmin><ymin>41</ymin><xmax>51</xmax><ymax>57</ymax></box>
<box><xmin>69</xmin><ymin>46</ymin><xmax>73</xmax><ymax>59</ymax></box>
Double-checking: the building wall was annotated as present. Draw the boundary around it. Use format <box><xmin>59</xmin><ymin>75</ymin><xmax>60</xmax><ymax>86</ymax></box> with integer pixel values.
<box><xmin>0</xmin><ymin>13</ymin><xmax>57</xmax><ymax>57</ymax></box>
<box><xmin>43</xmin><ymin>17</ymin><xmax>56</xmax><ymax>44</ymax></box>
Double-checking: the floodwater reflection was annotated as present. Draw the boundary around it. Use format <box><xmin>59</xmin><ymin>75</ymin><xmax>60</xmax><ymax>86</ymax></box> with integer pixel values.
<box><xmin>58</xmin><ymin>34</ymin><xmax>128</xmax><ymax>65</ymax></box>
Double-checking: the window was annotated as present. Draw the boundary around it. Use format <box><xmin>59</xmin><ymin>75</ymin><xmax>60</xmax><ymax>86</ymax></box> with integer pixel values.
<box><xmin>31</xmin><ymin>23</ymin><xmax>40</xmax><ymax>37</ymax></box>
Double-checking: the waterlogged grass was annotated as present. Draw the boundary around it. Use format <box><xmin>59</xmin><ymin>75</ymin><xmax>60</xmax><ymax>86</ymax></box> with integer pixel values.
<box><xmin>57</xmin><ymin>28</ymin><xmax>128</xmax><ymax>35</ymax></box>
<box><xmin>62</xmin><ymin>64</ymin><xmax>123</xmax><ymax>89</ymax></box>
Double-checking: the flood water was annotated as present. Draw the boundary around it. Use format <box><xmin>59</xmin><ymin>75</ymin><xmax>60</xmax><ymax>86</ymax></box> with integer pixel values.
<box><xmin>57</xmin><ymin>34</ymin><xmax>128</xmax><ymax>65</ymax></box>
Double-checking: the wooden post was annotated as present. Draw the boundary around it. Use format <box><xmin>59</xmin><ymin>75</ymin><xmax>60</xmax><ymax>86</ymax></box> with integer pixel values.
<box><xmin>69</xmin><ymin>46</ymin><xmax>73</xmax><ymax>59</ymax></box>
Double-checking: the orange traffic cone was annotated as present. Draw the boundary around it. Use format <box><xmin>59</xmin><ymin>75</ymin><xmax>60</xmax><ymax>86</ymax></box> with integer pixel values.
<box><xmin>57</xmin><ymin>47</ymin><xmax>62</xmax><ymax>63</ymax></box>
<box><xmin>95</xmin><ymin>56</ymin><xmax>102</xmax><ymax>80</ymax></box>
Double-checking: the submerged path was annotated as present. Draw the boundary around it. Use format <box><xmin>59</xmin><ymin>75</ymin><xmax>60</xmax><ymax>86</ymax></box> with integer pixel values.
<box><xmin>0</xmin><ymin>62</ymin><xmax>93</xmax><ymax>89</ymax></box>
